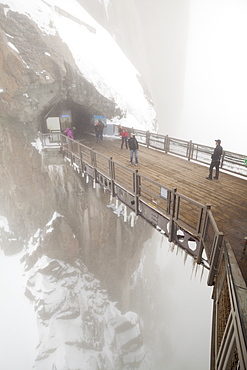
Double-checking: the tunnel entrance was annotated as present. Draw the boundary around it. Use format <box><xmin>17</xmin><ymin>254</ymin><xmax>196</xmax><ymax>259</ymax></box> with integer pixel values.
<box><xmin>42</xmin><ymin>101</ymin><xmax>102</xmax><ymax>139</ymax></box>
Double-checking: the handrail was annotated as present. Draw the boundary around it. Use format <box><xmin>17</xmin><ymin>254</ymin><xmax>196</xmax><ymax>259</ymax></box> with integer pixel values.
<box><xmin>39</xmin><ymin>129</ymin><xmax>247</xmax><ymax>177</ymax></box>
<box><xmin>52</xmin><ymin>133</ymin><xmax>238</xmax><ymax>264</ymax></box>
<box><xmin>60</xmin><ymin>134</ymin><xmax>220</xmax><ymax>268</ymax></box>
<box><xmin>127</xmin><ymin>128</ymin><xmax>247</xmax><ymax>178</ymax></box>
<box><xmin>210</xmin><ymin>240</ymin><xmax>247</xmax><ymax>369</ymax></box>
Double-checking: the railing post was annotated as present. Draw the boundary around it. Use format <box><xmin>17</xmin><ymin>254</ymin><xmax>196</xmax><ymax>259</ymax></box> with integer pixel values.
<box><xmin>196</xmin><ymin>204</ymin><xmax>211</xmax><ymax>264</ymax></box>
<box><xmin>133</xmin><ymin>169</ymin><xmax>140</xmax><ymax>215</ymax></box>
<box><xmin>201</xmin><ymin>204</ymin><xmax>211</xmax><ymax>239</ymax></box>
<box><xmin>168</xmin><ymin>187</ymin><xmax>177</xmax><ymax>242</ymax></box>
<box><xmin>59</xmin><ymin>133</ymin><xmax>63</xmax><ymax>152</ymax></box>
<box><xmin>68</xmin><ymin>137</ymin><xmax>72</xmax><ymax>153</ymax></box>
<box><xmin>188</xmin><ymin>140</ymin><xmax>193</xmax><ymax>161</ymax></box>
<box><xmin>90</xmin><ymin>148</ymin><xmax>96</xmax><ymax>167</ymax></box>
<box><xmin>79</xmin><ymin>142</ymin><xmax>83</xmax><ymax>173</ymax></box>
<box><xmin>90</xmin><ymin>148</ymin><xmax>97</xmax><ymax>182</ymax></box>
<box><xmin>165</xmin><ymin>135</ymin><xmax>169</xmax><ymax>153</ymax></box>
<box><xmin>207</xmin><ymin>232</ymin><xmax>224</xmax><ymax>286</ymax></box>
<box><xmin>39</xmin><ymin>132</ymin><xmax>44</xmax><ymax>148</ymax></box>
<box><xmin>146</xmin><ymin>131</ymin><xmax>150</xmax><ymax>148</ymax></box>
<box><xmin>221</xmin><ymin>150</ymin><xmax>225</xmax><ymax>168</ymax></box>
<box><xmin>109</xmin><ymin>157</ymin><xmax>116</xmax><ymax>197</ymax></box>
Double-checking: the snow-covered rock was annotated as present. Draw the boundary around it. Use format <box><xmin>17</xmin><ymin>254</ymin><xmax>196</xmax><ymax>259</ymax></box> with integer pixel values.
<box><xmin>0</xmin><ymin>0</ymin><xmax>156</xmax><ymax>130</ymax></box>
<box><xmin>22</xmin><ymin>229</ymin><xmax>146</xmax><ymax>369</ymax></box>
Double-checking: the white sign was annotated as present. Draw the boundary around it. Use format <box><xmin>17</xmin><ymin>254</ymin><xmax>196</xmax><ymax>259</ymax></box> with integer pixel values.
<box><xmin>160</xmin><ymin>187</ymin><xmax>168</xmax><ymax>199</ymax></box>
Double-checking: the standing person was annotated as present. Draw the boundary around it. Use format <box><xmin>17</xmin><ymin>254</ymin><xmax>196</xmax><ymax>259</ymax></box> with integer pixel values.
<box><xmin>64</xmin><ymin>127</ymin><xmax>74</xmax><ymax>139</ymax></box>
<box><xmin>206</xmin><ymin>139</ymin><xmax>223</xmax><ymax>180</ymax></box>
<box><xmin>128</xmin><ymin>133</ymin><xmax>139</xmax><ymax>165</ymax></box>
<box><xmin>119</xmin><ymin>125</ymin><xmax>129</xmax><ymax>149</ymax></box>
<box><xmin>98</xmin><ymin>120</ymin><xmax>104</xmax><ymax>141</ymax></box>
<box><xmin>94</xmin><ymin>123</ymin><xmax>101</xmax><ymax>143</ymax></box>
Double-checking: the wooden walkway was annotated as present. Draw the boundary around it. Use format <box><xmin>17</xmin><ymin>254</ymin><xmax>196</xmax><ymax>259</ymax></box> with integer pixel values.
<box><xmin>79</xmin><ymin>134</ymin><xmax>247</xmax><ymax>283</ymax></box>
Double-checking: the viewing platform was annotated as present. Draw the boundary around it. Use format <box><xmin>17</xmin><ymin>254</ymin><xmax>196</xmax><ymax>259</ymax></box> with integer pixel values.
<box><xmin>78</xmin><ymin>132</ymin><xmax>247</xmax><ymax>284</ymax></box>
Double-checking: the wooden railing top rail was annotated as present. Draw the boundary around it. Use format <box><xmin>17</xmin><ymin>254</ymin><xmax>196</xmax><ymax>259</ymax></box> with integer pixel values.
<box><xmin>211</xmin><ymin>240</ymin><xmax>247</xmax><ymax>369</ymax></box>
<box><xmin>115</xmin><ymin>127</ymin><xmax>247</xmax><ymax>177</ymax></box>
<box><xmin>39</xmin><ymin>130</ymin><xmax>247</xmax><ymax>177</ymax></box>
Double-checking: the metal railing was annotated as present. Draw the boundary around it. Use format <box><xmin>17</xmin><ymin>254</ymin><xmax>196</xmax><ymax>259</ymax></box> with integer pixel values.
<box><xmin>39</xmin><ymin>128</ymin><xmax>247</xmax><ymax>177</ymax></box>
<box><xmin>59</xmin><ymin>134</ymin><xmax>222</xmax><ymax>269</ymax></box>
<box><xmin>39</xmin><ymin>131</ymin><xmax>247</xmax><ymax>369</ymax></box>
<box><xmin>210</xmin><ymin>240</ymin><xmax>247</xmax><ymax>369</ymax></box>
<box><xmin>130</xmin><ymin>129</ymin><xmax>247</xmax><ymax>178</ymax></box>
<box><xmin>38</xmin><ymin>131</ymin><xmax>61</xmax><ymax>149</ymax></box>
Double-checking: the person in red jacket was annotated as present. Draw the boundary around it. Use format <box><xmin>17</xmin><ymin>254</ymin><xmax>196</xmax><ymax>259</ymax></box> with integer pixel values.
<box><xmin>119</xmin><ymin>125</ymin><xmax>129</xmax><ymax>149</ymax></box>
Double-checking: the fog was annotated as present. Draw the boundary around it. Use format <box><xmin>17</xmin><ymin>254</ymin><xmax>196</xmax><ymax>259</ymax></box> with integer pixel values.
<box><xmin>0</xmin><ymin>224</ymin><xmax>212</xmax><ymax>370</ymax></box>
<box><xmin>133</xmin><ymin>0</ymin><xmax>247</xmax><ymax>154</ymax></box>
<box><xmin>129</xmin><ymin>228</ymin><xmax>212</xmax><ymax>370</ymax></box>
<box><xmin>76</xmin><ymin>0</ymin><xmax>247</xmax><ymax>153</ymax></box>
<box><xmin>0</xmin><ymin>252</ymin><xmax>38</xmax><ymax>370</ymax></box>
<box><xmin>0</xmin><ymin>1</ymin><xmax>244</xmax><ymax>368</ymax></box>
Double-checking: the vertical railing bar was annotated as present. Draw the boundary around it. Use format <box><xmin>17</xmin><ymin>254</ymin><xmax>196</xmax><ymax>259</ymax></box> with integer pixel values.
<box><xmin>207</xmin><ymin>232</ymin><xmax>224</xmax><ymax>286</ymax></box>
<box><xmin>196</xmin><ymin>205</ymin><xmax>207</xmax><ymax>264</ymax></box>
<box><xmin>109</xmin><ymin>157</ymin><xmax>116</xmax><ymax>197</ymax></box>
<box><xmin>188</xmin><ymin>140</ymin><xmax>192</xmax><ymax>161</ymax></box>
<box><xmin>168</xmin><ymin>187</ymin><xmax>177</xmax><ymax>242</ymax></box>
<box><xmin>134</xmin><ymin>170</ymin><xmax>140</xmax><ymax>215</ymax></box>
<box><xmin>196</xmin><ymin>205</ymin><xmax>204</xmax><ymax>234</ymax></box>
<box><xmin>221</xmin><ymin>150</ymin><xmax>225</xmax><ymax>169</ymax></box>
<box><xmin>174</xmin><ymin>195</ymin><xmax>180</xmax><ymax>221</ymax></box>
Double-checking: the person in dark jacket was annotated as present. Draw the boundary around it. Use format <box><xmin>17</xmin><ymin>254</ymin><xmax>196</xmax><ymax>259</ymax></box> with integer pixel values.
<box><xmin>94</xmin><ymin>123</ymin><xmax>101</xmax><ymax>143</ymax></box>
<box><xmin>206</xmin><ymin>139</ymin><xmax>223</xmax><ymax>180</ymax></box>
<box><xmin>128</xmin><ymin>133</ymin><xmax>139</xmax><ymax>165</ymax></box>
<box><xmin>98</xmin><ymin>120</ymin><xmax>104</xmax><ymax>141</ymax></box>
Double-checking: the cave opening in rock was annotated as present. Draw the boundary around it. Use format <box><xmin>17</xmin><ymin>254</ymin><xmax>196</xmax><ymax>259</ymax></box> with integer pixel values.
<box><xmin>42</xmin><ymin>100</ymin><xmax>102</xmax><ymax>139</ymax></box>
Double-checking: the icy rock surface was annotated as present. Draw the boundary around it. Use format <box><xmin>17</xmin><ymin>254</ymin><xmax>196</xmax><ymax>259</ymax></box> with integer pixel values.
<box><xmin>22</xmin><ymin>225</ymin><xmax>146</xmax><ymax>370</ymax></box>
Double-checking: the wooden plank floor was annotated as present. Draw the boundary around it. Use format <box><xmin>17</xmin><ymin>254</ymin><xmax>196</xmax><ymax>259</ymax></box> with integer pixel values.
<box><xmin>79</xmin><ymin>134</ymin><xmax>247</xmax><ymax>283</ymax></box>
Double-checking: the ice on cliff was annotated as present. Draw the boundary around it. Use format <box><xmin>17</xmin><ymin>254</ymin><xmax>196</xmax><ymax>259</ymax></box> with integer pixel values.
<box><xmin>20</xmin><ymin>212</ymin><xmax>148</xmax><ymax>370</ymax></box>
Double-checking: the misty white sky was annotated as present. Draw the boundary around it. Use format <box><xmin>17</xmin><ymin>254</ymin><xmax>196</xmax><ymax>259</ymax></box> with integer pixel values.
<box><xmin>180</xmin><ymin>0</ymin><xmax>247</xmax><ymax>153</ymax></box>
<box><xmin>141</xmin><ymin>0</ymin><xmax>247</xmax><ymax>154</ymax></box>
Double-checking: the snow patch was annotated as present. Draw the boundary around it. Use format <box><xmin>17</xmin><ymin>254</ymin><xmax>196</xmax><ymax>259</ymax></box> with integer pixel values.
<box><xmin>7</xmin><ymin>41</ymin><xmax>19</xmax><ymax>53</ymax></box>
<box><xmin>0</xmin><ymin>215</ymin><xmax>10</xmax><ymax>232</ymax></box>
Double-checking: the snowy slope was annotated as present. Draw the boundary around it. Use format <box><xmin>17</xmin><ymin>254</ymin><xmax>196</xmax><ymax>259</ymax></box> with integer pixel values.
<box><xmin>2</xmin><ymin>0</ymin><xmax>156</xmax><ymax>130</ymax></box>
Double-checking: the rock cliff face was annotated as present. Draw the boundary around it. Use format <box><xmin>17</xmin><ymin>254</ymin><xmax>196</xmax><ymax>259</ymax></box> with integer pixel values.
<box><xmin>0</xmin><ymin>2</ymin><xmax>123</xmax><ymax>242</ymax></box>
<box><xmin>22</xmin><ymin>211</ymin><xmax>150</xmax><ymax>369</ymax></box>
<box><xmin>0</xmin><ymin>4</ymin><xmax>120</xmax><ymax>124</ymax></box>
<box><xmin>0</xmin><ymin>0</ymin><xmax>156</xmax><ymax>237</ymax></box>
<box><xmin>0</xmin><ymin>2</ymin><xmax>157</xmax><ymax>368</ymax></box>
